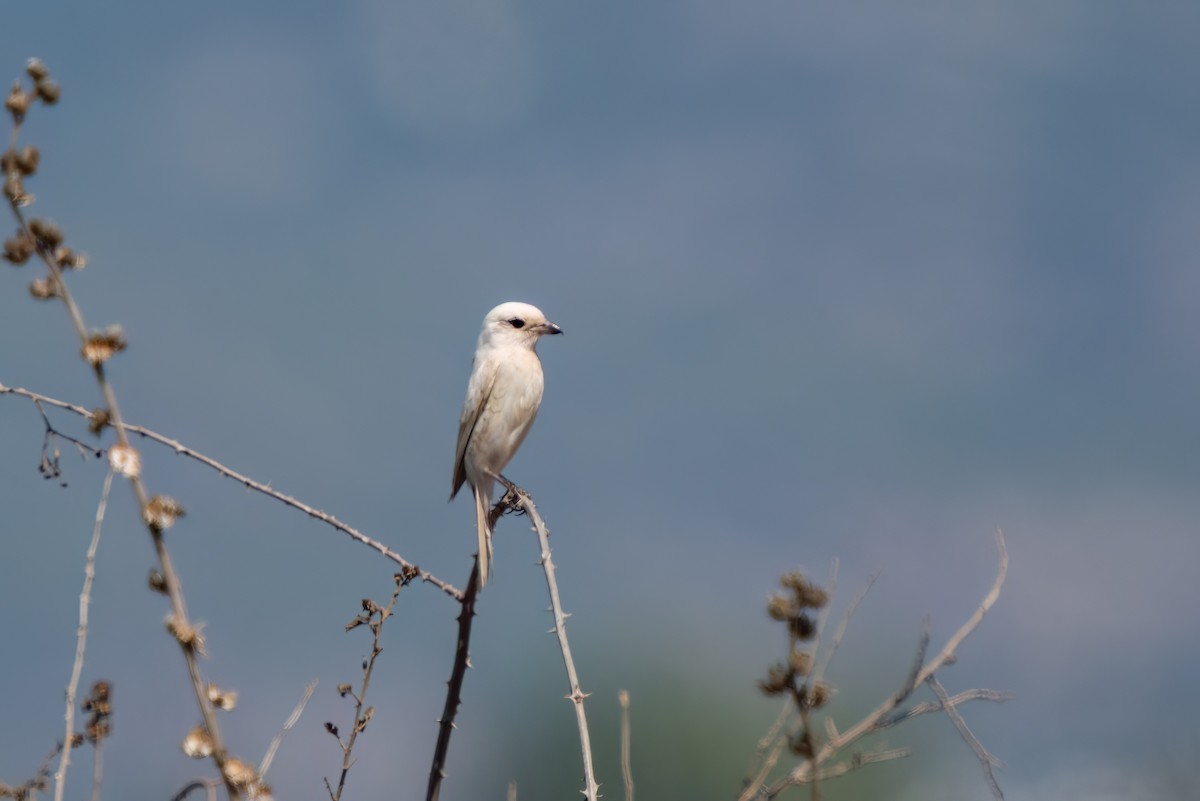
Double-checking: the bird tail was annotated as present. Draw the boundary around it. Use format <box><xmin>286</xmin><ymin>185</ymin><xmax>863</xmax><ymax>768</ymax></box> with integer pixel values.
<box><xmin>473</xmin><ymin>484</ymin><xmax>494</xmax><ymax>588</ymax></box>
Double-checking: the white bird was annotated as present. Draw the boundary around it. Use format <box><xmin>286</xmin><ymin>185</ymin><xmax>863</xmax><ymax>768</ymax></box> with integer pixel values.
<box><xmin>451</xmin><ymin>301</ymin><xmax>562</xmax><ymax>588</ymax></box>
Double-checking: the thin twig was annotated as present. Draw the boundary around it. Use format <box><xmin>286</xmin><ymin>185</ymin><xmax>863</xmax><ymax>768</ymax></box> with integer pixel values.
<box><xmin>619</xmin><ymin>690</ymin><xmax>634</xmax><ymax>801</ymax></box>
<box><xmin>53</xmin><ymin>468</ymin><xmax>113</xmax><ymax>801</ymax></box>
<box><xmin>327</xmin><ymin>576</ymin><xmax>410</xmax><ymax>801</ymax></box>
<box><xmin>171</xmin><ymin>779</ymin><xmax>221</xmax><ymax>801</ymax></box>
<box><xmin>811</xmin><ymin>748</ymin><xmax>911</xmax><ymax>781</ymax></box>
<box><xmin>259</xmin><ymin>681</ymin><xmax>317</xmax><ymax>778</ymax></box>
<box><xmin>0</xmin><ymin>383</ymin><xmax>464</xmax><ymax>602</ymax></box>
<box><xmin>886</xmin><ymin>688</ymin><xmax>1013</xmax><ymax>726</ymax></box>
<box><xmin>738</xmin><ymin>697</ymin><xmax>793</xmax><ymax>801</ymax></box>
<box><xmin>811</xmin><ymin>572</ymin><xmax>878</xmax><ymax>687</ymax></box>
<box><xmin>514</xmin><ymin>488</ymin><xmax>600</xmax><ymax>801</ymax></box>
<box><xmin>426</xmin><ymin>557</ymin><xmax>481</xmax><ymax>801</ymax></box>
<box><xmin>927</xmin><ymin>675</ymin><xmax>1004</xmax><ymax>799</ymax></box>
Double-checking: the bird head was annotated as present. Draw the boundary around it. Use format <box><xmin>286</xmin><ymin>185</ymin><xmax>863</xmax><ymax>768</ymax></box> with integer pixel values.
<box><xmin>479</xmin><ymin>302</ymin><xmax>563</xmax><ymax>349</ymax></box>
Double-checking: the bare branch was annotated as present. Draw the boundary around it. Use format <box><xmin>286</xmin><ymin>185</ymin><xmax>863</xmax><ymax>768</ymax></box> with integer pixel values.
<box><xmin>926</xmin><ymin>675</ymin><xmax>1005</xmax><ymax>799</ymax></box>
<box><xmin>53</xmin><ymin>468</ymin><xmax>113</xmax><ymax>801</ymax></box>
<box><xmin>0</xmin><ymin>382</ymin><xmax>464</xmax><ymax>602</ymax></box>
<box><xmin>426</xmin><ymin>557</ymin><xmax>481</xmax><ymax>801</ymax></box>
<box><xmin>259</xmin><ymin>680</ymin><xmax>316</xmax><ymax>778</ymax></box>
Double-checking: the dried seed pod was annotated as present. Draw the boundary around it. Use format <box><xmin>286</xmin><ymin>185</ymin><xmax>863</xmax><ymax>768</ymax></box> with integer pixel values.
<box><xmin>26</xmin><ymin>59</ymin><xmax>50</xmax><ymax>81</ymax></box>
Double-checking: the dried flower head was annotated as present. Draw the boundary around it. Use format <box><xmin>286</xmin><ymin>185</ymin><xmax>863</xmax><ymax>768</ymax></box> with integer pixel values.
<box><xmin>788</xmin><ymin>648</ymin><xmax>813</xmax><ymax>676</ymax></box>
<box><xmin>767</xmin><ymin>593</ymin><xmax>797</xmax><ymax>622</ymax></box>
<box><xmin>35</xmin><ymin>79</ymin><xmax>60</xmax><ymax>105</ymax></box>
<box><xmin>337</xmin><ymin>683</ymin><xmax>353</xmax><ymax>697</ymax></box>
<box><xmin>808</xmin><ymin>681</ymin><xmax>831</xmax><ymax>708</ymax></box>
<box><xmin>181</xmin><ymin>726</ymin><xmax>214</xmax><ymax>759</ymax></box>
<box><xmin>26</xmin><ymin>59</ymin><xmax>50</xmax><ymax>81</ymax></box>
<box><xmin>28</xmin><ymin>218</ymin><xmax>64</xmax><ymax>248</ymax></box>
<box><xmin>207</xmin><ymin>683</ymin><xmax>238</xmax><ymax>712</ymax></box>
<box><xmin>788</xmin><ymin>613</ymin><xmax>816</xmax><ymax>641</ymax></box>
<box><xmin>758</xmin><ymin>663</ymin><xmax>792</xmax><ymax>697</ymax></box>
<box><xmin>3</xmin><ymin>232</ymin><xmax>34</xmax><ymax>264</ymax></box>
<box><xmin>781</xmin><ymin>572</ymin><xmax>830</xmax><ymax>609</ymax></box>
<box><xmin>29</xmin><ymin>277</ymin><xmax>58</xmax><ymax>299</ymax></box>
<box><xmin>144</xmin><ymin>495</ymin><xmax>185</xmax><ymax>532</ymax></box>
<box><xmin>83</xmin><ymin>325</ymin><xmax>127</xmax><ymax>366</ymax></box>
<box><xmin>107</xmin><ymin>442</ymin><xmax>141</xmax><ymax>477</ymax></box>
<box><xmin>15</xmin><ymin>145</ymin><xmax>39</xmax><ymax>175</ymax></box>
<box><xmin>223</xmin><ymin>758</ymin><xmax>258</xmax><ymax>788</ymax></box>
<box><xmin>88</xmin><ymin>407</ymin><xmax>110</xmax><ymax>436</ymax></box>
<box><xmin>249</xmin><ymin>781</ymin><xmax>274</xmax><ymax>801</ymax></box>
<box><xmin>5</xmin><ymin>83</ymin><xmax>29</xmax><ymax>118</ymax></box>
<box><xmin>148</xmin><ymin>569</ymin><xmax>168</xmax><ymax>594</ymax></box>
<box><xmin>165</xmin><ymin>614</ymin><xmax>207</xmax><ymax>655</ymax></box>
<box><xmin>3</xmin><ymin>172</ymin><xmax>30</xmax><ymax>204</ymax></box>
<box><xmin>55</xmin><ymin>246</ymin><xmax>87</xmax><ymax>269</ymax></box>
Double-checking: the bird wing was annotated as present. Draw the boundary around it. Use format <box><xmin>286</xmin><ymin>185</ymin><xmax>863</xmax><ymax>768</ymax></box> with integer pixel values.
<box><xmin>450</xmin><ymin>356</ymin><xmax>497</xmax><ymax>500</ymax></box>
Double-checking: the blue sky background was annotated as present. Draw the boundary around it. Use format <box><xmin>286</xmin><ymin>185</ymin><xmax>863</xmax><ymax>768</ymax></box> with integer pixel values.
<box><xmin>3</xmin><ymin>2</ymin><xmax>1200</xmax><ymax>799</ymax></box>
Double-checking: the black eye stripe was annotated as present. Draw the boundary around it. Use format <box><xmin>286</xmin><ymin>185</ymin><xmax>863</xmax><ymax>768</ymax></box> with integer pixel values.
<box><xmin>508</xmin><ymin>318</ymin><xmax>525</xmax><ymax>328</ymax></box>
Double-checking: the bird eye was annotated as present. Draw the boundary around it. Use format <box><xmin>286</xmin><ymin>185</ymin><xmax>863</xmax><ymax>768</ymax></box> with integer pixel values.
<box><xmin>508</xmin><ymin>318</ymin><xmax>525</xmax><ymax>329</ymax></box>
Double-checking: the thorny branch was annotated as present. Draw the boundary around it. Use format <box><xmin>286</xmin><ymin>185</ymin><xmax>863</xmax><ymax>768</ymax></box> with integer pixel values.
<box><xmin>509</xmin><ymin>484</ymin><xmax>601</xmax><ymax>801</ymax></box>
<box><xmin>426</xmin><ymin>556</ymin><xmax>481</xmax><ymax>801</ymax></box>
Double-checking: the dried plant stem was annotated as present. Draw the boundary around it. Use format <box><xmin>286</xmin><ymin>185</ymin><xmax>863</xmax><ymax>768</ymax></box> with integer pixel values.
<box><xmin>259</xmin><ymin>681</ymin><xmax>316</xmax><ymax>778</ymax></box>
<box><xmin>426</xmin><ymin>557</ymin><xmax>481</xmax><ymax>801</ymax></box>
<box><xmin>327</xmin><ymin>580</ymin><xmax>407</xmax><ymax>801</ymax></box>
<box><xmin>514</xmin><ymin>489</ymin><xmax>600</xmax><ymax>801</ymax></box>
<box><xmin>618</xmin><ymin>690</ymin><xmax>634</xmax><ymax>801</ymax></box>
<box><xmin>926</xmin><ymin>675</ymin><xmax>1004</xmax><ymax>799</ymax></box>
<box><xmin>7</xmin><ymin>91</ymin><xmax>241</xmax><ymax>799</ymax></box>
<box><xmin>0</xmin><ymin>383</ymin><xmax>463</xmax><ymax>601</ymax></box>
<box><xmin>53</xmin><ymin>468</ymin><xmax>113</xmax><ymax>801</ymax></box>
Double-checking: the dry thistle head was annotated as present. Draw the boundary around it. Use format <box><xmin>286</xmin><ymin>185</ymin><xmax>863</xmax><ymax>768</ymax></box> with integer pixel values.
<box><xmin>29</xmin><ymin>276</ymin><xmax>58</xmax><ymax>299</ymax></box>
<box><xmin>107</xmin><ymin>442</ymin><xmax>141</xmax><ymax>478</ymax></box>
<box><xmin>26</xmin><ymin>58</ymin><xmax>50</xmax><ymax>81</ymax></box>
<box><xmin>249</xmin><ymin>781</ymin><xmax>273</xmax><ymax>801</ymax></box>
<box><xmin>165</xmin><ymin>614</ymin><xmax>207</xmax><ymax>656</ymax></box>
<box><xmin>758</xmin><ymin>664</ymin><xmax>791</xmax><ymax>697</ymax></box>
<box><xmin>3</xmin><ymin>231</ymin><xmax>35</xmax><ymax>264</ymax></box>
<box><xmin>788</xmin><ymin>648</ymin><xmax>813</xmax><ymax>676</ymax></box>
<box><xmin>16</xmin><ymin>145</ymin><xmax>39</xmax><ymax>175</ymax></box>
<box><xmin>781</xmin><ymin>572</ymin><xmax>830</xmax><ymax>609</ymax></box>
<box><xmin>336</xmin><ymin>683</ymin><xmax>353</xmax><ymax>697</ymax></box>
<box><xmin>223</xmin><ymin>757</ymin><xmax>258</xmax><ymax>788</ymax></box>
<box><xmin>27</xmin><ymin>217</ymin><xmax>63</xmax><ymax>248</ymax></box>
<box><xmin>82</xmin><ymin>680</ymin><xmax>113</xmax><ymax>743</ymax></box>
<box><xmin>144</xmin><ymin>494</ymin><xmax>185</xmax><ymax>532</ymax></box>
<box><xmin>206</xmin><ymin>683</ymin><xmax>238</xmax><ymax>712</ymax></box>
<box><xmin>83</xmin><ymin>325</ymin><xmax>127</xmax><ymax>366</ymax></box>
<box><xmin>88</xmin><ymin>407</ymin><xmax>110</xmax><ymax>436</ymax></box>
<box><xmin>5</xmin><ymin>81</ymin><xmax>29</xmax><ymax>120</ymax></box>
<box><xmin>55</xmin><ymin>246</ymin><xmax>86</xmax><ymax>269</ymax></box>
<box><xmin>148</xmin><ymin>568</ymin><xmax>168</xmax><ymax>594</ymax></box>
<box><xmin>34</xmin><ymin>79</ymin><xmax>60</xmax><ymax>105</ymax></box>
<box><xmin>181</xmin><ymin>726</ymin><xmax>214</xmax><ymax>759</ymax></box>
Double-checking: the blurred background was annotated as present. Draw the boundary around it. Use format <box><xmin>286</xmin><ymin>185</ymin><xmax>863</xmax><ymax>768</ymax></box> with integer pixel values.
<box><xmin>3</xmin><ymin>2</ymin><xmax>1199</xmax><ymax>799</ymax></box>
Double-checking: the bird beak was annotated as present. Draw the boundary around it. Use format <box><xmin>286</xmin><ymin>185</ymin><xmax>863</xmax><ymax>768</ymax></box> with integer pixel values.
<box><xmin>534</xmin><ymin>321</ymin><xmax>563</xmax><ymax>336</ymax></box>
